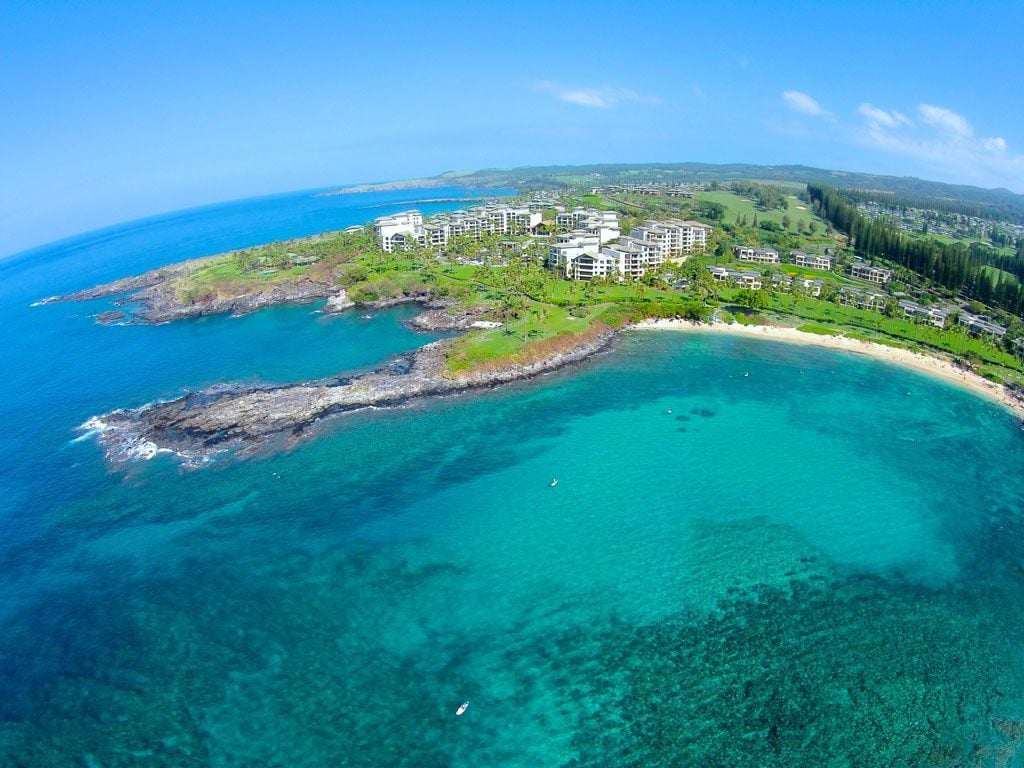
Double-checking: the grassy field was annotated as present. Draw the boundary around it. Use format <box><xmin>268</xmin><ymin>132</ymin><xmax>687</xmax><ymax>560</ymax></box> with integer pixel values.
<box><xmin>444</xmin><ymin>302</ymin><xmax>612</xmax><ymax>374</ymax></box>
<box><xmin>697</xmin><ymin>190</ymin><xmax>829</xmax><ymax>235</ymax></box>
<box><xmin>188</xmin><ymin>257</ymin><xmax>311</xmax><ymax>285</ymax></box>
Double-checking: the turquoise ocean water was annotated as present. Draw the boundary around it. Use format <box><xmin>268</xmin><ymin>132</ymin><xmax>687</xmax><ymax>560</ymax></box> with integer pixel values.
<box><xmin>3</xmin><ymin>187</ymin><xmax>1024</xmax><ymax>766</ymax></box>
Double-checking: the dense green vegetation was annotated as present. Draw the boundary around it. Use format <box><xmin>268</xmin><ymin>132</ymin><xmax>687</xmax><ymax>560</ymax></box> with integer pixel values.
<box><xmin>174</xmin><ymin>228</ymin><xmax>381</xmax><ymax>304</ymax></box>
<box><xmin>808</xmin><ymin>185</ymin><xmax>1024</xmax><ymax>316</ymax></box>
<box><xmin>368</xmin><ymin>162</ymin><xmax>1024</xmax><ymax>225</ymax></box>
<box><xmin>158</xmin><ymin>183</ymin><xmax>1024</xmax><ymax>387</ymax></box>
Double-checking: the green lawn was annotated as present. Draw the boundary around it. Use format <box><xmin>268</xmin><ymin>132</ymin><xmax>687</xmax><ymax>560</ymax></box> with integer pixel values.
<box><xmin>722</xmin><ymin>290</ymin><xmax>1024</xmax><ymax>375</ymax></box>
<box><xmin>445</xmin><ymin>302</ymin><xmax>609</xmax><ymax>373</ymax></box>
<box><xmin>696</xmin><ymin>190</ymin><xmax>828</xmax><ymax>235</ymax></box>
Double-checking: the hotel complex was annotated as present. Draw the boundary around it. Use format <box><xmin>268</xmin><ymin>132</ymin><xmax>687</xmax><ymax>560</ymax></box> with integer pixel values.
<box><xmin>370</xmin><ymin>199</ymin><xmax>1014</xmax><ymax>339</ymax></box>
<box><xmin>375</xmin><ymin>204</ymin><xmax>543</xmax><ymax>253</ymax></box>
<box><xmin>558</xmin><ymin>218</ymin><xmax>713</xmax><ymax>281</ymax></box>
<box><xmin>377</xmin><ymin>204</ymin><xmax>712</xmax><ymax>282</ymax></box>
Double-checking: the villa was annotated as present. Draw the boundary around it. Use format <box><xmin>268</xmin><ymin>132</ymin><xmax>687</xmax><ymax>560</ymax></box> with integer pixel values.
<box><xmin>771</xmin><ymin>274</ymin><xmax>823</xmax><ymax>296</ymax></box>
<box><xmin>898</xmin><ymin>300</ymin><xmax>949</xmax><ymax>328</ymax></box>
<box><xmin>957</xmin><ymin>309</ymin><xmax>1007</xmax><ymax>337</ymax></box>
<box><xmin>851</xmin><ymin>263</ymin><xmax>894</xmax><ymax>284</ymax></box>
<box><xmin>796</xmin><ymin>277</ymin><xmax>824</xmax><ymax>297</ymax></box>
<box><xmin>733</xmin><ymin>245</ymin><xmax>780</xmax><ymax>264</ymax></box>
<box><xmin>791</xmin><ymin>251</ymin><xmax>833</xmax><ymax>271</ymax></box>
<box><xmin>708</xmin><ymin>265</ymin><xmax>763</xmax><ymax>289</ymax></box>
<box><xmin>838</xmin><ymin>286</ymin><xmax>888</xmax><ymax>311</ymax></box>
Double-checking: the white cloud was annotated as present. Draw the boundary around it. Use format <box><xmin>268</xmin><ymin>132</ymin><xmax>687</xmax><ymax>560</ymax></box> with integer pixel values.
<box><xmin>858</xmin><ymin>103</ymin><xmax>911</xmax><ymax>129</ymax></box>
<box><xmin>983</xmin><ymin>136</ymin><xmax>1008</xmax><ymax>152</ymax></box>
<box><xmin>782</xmin><ymin>90</ymin><xmax>830</xmax><ymax>118</ymax></box>
<box><xmin>855</xmin><ymin>101</ymin><xmax>1024</xmax><ymax>190</ymax></box>
<box><xmin>918</xmin><ymin>104</ymin><xmax>973</xmax><ymax>136</ymax></box>
<box><xmin>532</xmin><ymin>81</ymin><xmax>660</xmax><ymax>109</ymax></box>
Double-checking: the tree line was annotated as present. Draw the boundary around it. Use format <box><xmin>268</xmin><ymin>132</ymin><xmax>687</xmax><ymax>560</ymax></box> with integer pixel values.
<box><xmin>730</xmin><ymin>181</ymin><xmax>788</xmax><ymax>211</ymax></box>
<box><xmin>839</xmin><ymin>188</ymin><xmax>1024</xmax><ymax>225</ymax></box>
<box><xmin>807</xmin><ymin>184</ymin><xmax>1024</xmax><ymax>317</ymax></box>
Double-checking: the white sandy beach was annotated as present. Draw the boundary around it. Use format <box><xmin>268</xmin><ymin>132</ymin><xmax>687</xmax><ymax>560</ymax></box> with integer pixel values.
<box><xmin>634</xmin><ymin>319</ymin><xmax>1024</xmax><ymax>420</ymax></box>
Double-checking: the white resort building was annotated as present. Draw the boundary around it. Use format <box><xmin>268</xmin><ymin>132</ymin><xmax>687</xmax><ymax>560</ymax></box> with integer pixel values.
<box><xmin>791</xmin><ymin>251</ymin><xmax>833</xmax><ymax>271</ymax></box>
<box><xmin>631</xmin><ymin>219</ymin><xmax>712</xmax><ymax>259</ymax></box>
<box><xmin>570</xmin><ymin>252</ymin><xmax>621</xmax><ymax>281</ymax></box>
<box><xmin>563</xmin><ymin>217</ymin><xmax>715</xmax><ymax>281</ymax></box>
<box><xmin>377</xmin><ymin>204</ymin><xmax>715</xmax><ymax>284</ymax></box>
<box><xmin>850</xmin><ymin>263</ymin><xmax>894</xmax><ymax>284</ymax></box>
<box><xmin>838</xmin><ymin>286</ymin><xmax>889</xmax><ymax>311</ymax></box>
<box><xmin>898</xmin><ymin>300</ymin><xmax>949</xmax><ymax>328</ymax></box>
<box><xmin>375</xmin><ymin>204</ymin><xmax>542</xmax><ymax>253</ymax></box>
<box><xmin>708</xmin><ymin>265</ymin><xmax>763</xmax><ymax>289</ymax></box>
<box><xmin>733</xmin><ymin>245</ymin><xmax>780</xmax><ymax>264</ymax></box>
<box><xmin>549</xmin><ymin>232</ymin><xmax>602</xmax><ymax>275</ymax></box>
<box><xmin>375</xmin><ymin>211</ymin><xmax>426</xmax><ymax>253</ymax></box>
<box><xmin>555</xmin><ymin>208</ymin><xmax>621</xmax><ymax>243</ymax></box>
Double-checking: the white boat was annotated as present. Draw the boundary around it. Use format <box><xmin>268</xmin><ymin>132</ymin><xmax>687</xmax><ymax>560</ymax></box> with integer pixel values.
<box><xmin>456</xmin><ymin>701</ymin><xmax>469</xmax><ymax>716</ymax></box>
<box><xmin>549</xmin><ymin>478</ymin><xmax>558</xmax><ymax>487</ymax></box>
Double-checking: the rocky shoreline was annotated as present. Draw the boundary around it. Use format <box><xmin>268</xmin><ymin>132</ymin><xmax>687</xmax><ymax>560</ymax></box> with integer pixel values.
<box><xmin>39</xmin><ymin>260</ymin><xmax>336</xmax><ymax>323</ymax></box>
<box><xmin>82</xmin><ymin>327</ymin><xmax>616</xmax><ymax>467</ymax></box>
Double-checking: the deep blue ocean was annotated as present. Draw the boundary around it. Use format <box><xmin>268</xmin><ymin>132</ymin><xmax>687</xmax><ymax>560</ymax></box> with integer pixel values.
<box><xmin>3</xmin><ymin>186</ymin><xmax>1024</xmax><ymax>767</ymax></box>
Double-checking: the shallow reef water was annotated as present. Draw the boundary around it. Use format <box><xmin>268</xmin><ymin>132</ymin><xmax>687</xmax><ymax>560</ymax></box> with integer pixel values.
<box><xmin>3</xmin><ymin>192</ymin><xmax>1024</xmax><ymax>766</ymax></box>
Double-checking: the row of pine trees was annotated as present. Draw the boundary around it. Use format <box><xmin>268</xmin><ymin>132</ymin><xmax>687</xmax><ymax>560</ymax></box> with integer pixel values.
<box><xmin>807</xmin><ymin>185</ymin><xmax>1024</xmax><ymax>317</ymax></box>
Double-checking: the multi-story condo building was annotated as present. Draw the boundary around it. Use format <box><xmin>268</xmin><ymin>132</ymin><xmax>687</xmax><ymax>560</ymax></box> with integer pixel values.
<box><xmin>632</xmin><ymin>219</ymin><xmax>712</xmax><ymax>259</ymax></box>
<box><xmin>571</xmin><ymin>252</ymin><xmax>621</xmax><ymax>281</ymax></box>
<box><xmin>599</xmin><ymin>242</ymin><xmax>648</xmax><ymax>280</ymax></box>
<box><xmin>791</xmin><ymin>251</ymin><xmax>833</xmax><ymax>271</ymax></box>
<box><xmin>556</xmin><ymin>208</ymin><xmax>621</xmax><ymax>244</ymax></box>
<box><xmin>850</xmin><ymin>263</ymin><xmax>894</xmax><ymax>284</ymax></box>
<box><xmin>375</xmin><ymin>211</ymin><xmax>426</xmax><ymax>253</ymax></box>
<box><xmin>377</xmin><ymin>205</ymin><xmax>541</xmax><ymax>252</ymax></box>
<box><xmin>733</xmin><ymin>245</ymin><xmax>779</xmax><ymax>264</ymax></box>
<box><xmin>549</xmin><ymin>231</ymin><xmax>601</xmax><ymax>276</ymax></box>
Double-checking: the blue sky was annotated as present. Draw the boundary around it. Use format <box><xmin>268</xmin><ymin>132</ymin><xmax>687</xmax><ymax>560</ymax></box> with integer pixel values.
<box><xmin>2</xmin><ymin>0</ymin><xmax>1022</xmax><ymax>257</ymax></box>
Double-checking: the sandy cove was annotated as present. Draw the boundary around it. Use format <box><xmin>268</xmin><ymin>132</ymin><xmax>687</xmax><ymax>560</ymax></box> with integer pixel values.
<box><xmin>634</xmin><ymin>319</ymin><xmax>1024</xmax><ymax>421</ymax></box>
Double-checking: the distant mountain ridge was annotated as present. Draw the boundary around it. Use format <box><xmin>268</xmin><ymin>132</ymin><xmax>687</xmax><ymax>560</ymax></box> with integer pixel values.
<box><xmin>376</xmin><ymin>162</ymin><xmax>1024</xmax><ymax>223</ymax></box>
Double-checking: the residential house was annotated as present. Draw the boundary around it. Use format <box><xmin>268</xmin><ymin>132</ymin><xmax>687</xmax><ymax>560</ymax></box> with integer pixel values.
<box><xmin>838</xmin><ymin>286</ymin><xmax>888</xmax><ymax>311</ymax></box>
<box><xmin>957</xmin><ymin>309</ymin><xmax>1007</xmax><ymax>337</ymax></box>
<box><xmin>898</xmin><ymin>300</ymin><xmax>949</xmax><ymax>328</ymax></box>
<box><xmin>707</xmin><ymin>265</ymin><xmax>762</xmax><ymax>289</ymax></box>
<box><xmin>734</xmin><ymin>245</ymin><xmax>780</xmax><ymax>264</ymax></box>
<box><xmin>851</xmin><ymin>263</ymin><xmax>894</xmax><ymax>284</ymax></box>
<box><xmin>791</xmin><ymin>251</ymin><xmax>833</xmax><ymax>271</ymax></box>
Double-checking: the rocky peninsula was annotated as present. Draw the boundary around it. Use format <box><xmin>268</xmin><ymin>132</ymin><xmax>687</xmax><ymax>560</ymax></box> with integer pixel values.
<box><xmin>43</xmin><ymin>259</ymin><xmax>336</xmax><ymax>323</ymax></box>
<box><xmin>81</xmin><ymin>324</ymin><xmax>615</xmax><ymax>466</ymax></box>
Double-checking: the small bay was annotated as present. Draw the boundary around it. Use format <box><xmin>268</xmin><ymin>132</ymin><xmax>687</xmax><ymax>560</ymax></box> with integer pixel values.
<box><xmin>2</xmin><ymin>189</ymin><xmax>1024</xmax><ymax>766</ymax></box>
